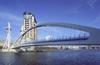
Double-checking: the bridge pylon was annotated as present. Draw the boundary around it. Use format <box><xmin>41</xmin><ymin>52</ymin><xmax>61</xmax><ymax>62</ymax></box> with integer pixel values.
<box><xmin>2</xmin><ymin>22</ymin><xmax>12</xmax><ymax>49</ymax></box>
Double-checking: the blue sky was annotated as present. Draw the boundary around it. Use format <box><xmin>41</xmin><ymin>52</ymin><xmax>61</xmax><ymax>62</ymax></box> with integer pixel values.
<box><xmin>0</xmin><ymin>0</ymin><xmax>100</xmax><ymax>42</ymax></box>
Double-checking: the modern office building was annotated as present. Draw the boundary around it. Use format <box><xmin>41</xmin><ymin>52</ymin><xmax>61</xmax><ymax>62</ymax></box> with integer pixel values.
<box><xmin>20</xmin><ymin>11</ymin><xmax>52</xmax><ymax>51</ymax></box>
<box><xmin>23</xmin><ymin>11</ymin><xmax>38</xmax><ymax>41</ymax></box>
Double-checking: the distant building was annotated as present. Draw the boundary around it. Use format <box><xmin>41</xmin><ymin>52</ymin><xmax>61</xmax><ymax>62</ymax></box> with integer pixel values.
<box><xmin>0</xmin><ymin>40</ymin><xmax>5</xmax><ymax>49</ymax></box>
<box><xmin>23</xmin><ymin>11</ymin><xmax>38</xmax><ymax>41</ymax></box>
<box><xmin>46</xmin><ymin>36</ymin><xmax>50</xmax><ymax>41</ymax></box>
<box><xmin>61</xmin><ymin>46</ymin><xmax>65</xmax><ymax>49</ymax></box>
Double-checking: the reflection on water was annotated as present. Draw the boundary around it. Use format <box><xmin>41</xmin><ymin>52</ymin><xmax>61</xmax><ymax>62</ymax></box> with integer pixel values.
<box><xmin>0</xmin><ymin>49</ymin><xmax>100</xmax><ymax>65</ymax></box>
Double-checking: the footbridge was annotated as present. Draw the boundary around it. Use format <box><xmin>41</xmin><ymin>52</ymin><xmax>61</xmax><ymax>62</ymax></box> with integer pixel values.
<box><xmin>11</xmin><ymin>22</ymin><xmax>100</xmax><ymax>49</ymax></box>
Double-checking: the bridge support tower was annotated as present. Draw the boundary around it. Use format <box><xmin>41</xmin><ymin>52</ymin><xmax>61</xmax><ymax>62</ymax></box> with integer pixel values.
<box><xmin>2</xmin><ymin>22</ymin><xmax>12</xmax><ymax>49</ymax></box>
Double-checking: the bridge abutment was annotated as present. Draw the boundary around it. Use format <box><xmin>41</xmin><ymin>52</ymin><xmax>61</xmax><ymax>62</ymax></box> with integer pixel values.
<box><xmin>1</xmin><ymin>49</ymin><xmax>25</xmax><ymax>53</ymax></box>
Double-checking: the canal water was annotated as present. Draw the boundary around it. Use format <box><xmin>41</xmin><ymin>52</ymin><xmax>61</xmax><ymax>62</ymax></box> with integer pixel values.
<box><xmin>0</xmin><ymin>49</ymin><xmax>100</xmax><ymax>65</ymax></box>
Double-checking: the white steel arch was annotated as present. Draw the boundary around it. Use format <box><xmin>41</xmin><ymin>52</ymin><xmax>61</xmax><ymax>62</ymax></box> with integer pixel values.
<box><xmin>15</xmin><ymin>22</ymin><xmax>100</xmax><ymax>45</ymax></box>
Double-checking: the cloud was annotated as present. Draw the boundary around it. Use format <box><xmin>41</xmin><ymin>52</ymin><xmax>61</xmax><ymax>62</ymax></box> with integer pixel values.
<box><xmin>0</xmin><ymin>12</ymin><xmax>22</xmax><ymax>22</ymax></box>
<box><xmin>94</xmin><ymin>16</ymin><xmax>100</xmax><ymax>23</ymax></box>
<box><xmin>75</xmin><ymin>30</ymin><xmax>82</xmax><ymax>34</ymax></box>
<box><xmin>0</xmin><ymin>11</ymin><xmax>23</xmax><ymax>26</ymax></box>
<box><xmin>0</xmin><ymin>35</ymin><xmax>17</xmax><ymax>42</ymax></box>
<box><xmin>86</xmin><ymin>0</ymin><xmax>97</xmax><ymax>11</ymax></box>
<box><xmin>64</xmin><ymin>4</ymin><xmax>82</xmax><ymax>14</ymax></box>
<box><xmin>0</xmin><ymin>21</ymin><xmax>7</xmax><ymax>26</ymax></box>
<box><xmin>89</xmin><ymin>15</ymin><xmax>100</xmax><ymax>25</ymax></box>
<box><xmin>39</xmin><ymin>27</ymin><xmax>59</xmax><ymax>33</ymax></box>
<box><xmin>63</xmin><ymin>0</ymin><xmax>98</xmax><ymax>14</ymax></box>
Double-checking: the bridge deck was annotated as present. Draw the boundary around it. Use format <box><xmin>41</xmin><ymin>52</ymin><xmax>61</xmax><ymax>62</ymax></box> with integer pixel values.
<box><xmin>22</xmin><ymin>37</ymin><xmax>88</xmax><ymax>45</ymax></box>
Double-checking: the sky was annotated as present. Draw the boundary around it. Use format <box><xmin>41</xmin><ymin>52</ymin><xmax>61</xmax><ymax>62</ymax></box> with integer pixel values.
<box><xmin>0</xmin><ymin>0</ymin><xmax>100</xmax><ymax>42</ymax></box>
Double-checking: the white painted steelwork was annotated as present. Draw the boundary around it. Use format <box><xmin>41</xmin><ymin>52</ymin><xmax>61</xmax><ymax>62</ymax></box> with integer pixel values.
<box><xmin>13</xmin><ymin>22</ymin><xmax>100</xmax><ymax>49</ymax></box>
<box><xmin>2</xmin><ymin>22</ymin><xmax>12</xmax><ymax>49</ymax></box>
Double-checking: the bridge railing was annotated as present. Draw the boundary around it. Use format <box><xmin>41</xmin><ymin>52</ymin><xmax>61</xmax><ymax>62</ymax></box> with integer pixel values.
<box><xmin>20</xmin><ymin>36</ymin><xmax>89</xmax><ymax>45</ymax></box>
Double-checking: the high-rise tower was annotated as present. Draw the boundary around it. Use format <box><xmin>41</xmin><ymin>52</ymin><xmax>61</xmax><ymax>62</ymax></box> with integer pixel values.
<box><xmin>23</xmin><ymin>11</ymin><xmax>38</xmax><ymax>41</ymax></box>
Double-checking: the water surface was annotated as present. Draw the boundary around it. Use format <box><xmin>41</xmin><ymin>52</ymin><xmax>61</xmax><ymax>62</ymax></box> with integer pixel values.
<box><xmin>0</xmin><ymin>49</ymin><xmax>100</xmax><ymax>65</ymax></box>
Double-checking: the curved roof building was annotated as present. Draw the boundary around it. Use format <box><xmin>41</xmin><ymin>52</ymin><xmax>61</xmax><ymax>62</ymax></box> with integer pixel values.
<box><xmin>23</xmin><ymin>11</ymin><xmax>38</xmax><ymax>41</ymax></box>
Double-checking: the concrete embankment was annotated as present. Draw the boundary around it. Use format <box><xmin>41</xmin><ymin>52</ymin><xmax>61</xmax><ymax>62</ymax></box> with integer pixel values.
<box><xmin>0</xmin><ymin>47</ymin><xmax>60</xmax><ymax>53</ymax></box>
<box><xmin>0</xmin><ymin>49</ymin><xmax>25</xmax><ymax>53</ymax></box>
